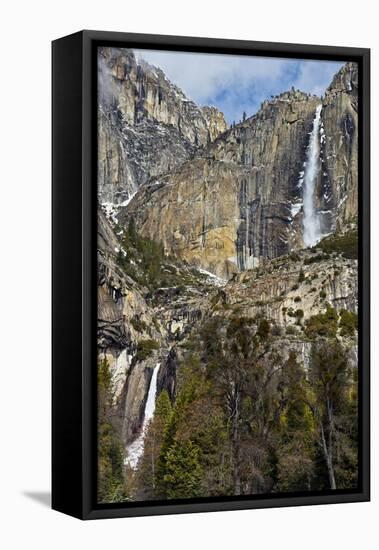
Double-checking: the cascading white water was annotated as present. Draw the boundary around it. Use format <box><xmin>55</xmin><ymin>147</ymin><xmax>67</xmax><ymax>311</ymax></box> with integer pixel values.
<box><xmin>303</xmin><ymin>104</ymin><xmax>322</xmax><ymax>247</ymax></box>
<box><xmin>124</xmin><ymin>362</ymin><xmax>161</xmax><ymax>469</ymax></box>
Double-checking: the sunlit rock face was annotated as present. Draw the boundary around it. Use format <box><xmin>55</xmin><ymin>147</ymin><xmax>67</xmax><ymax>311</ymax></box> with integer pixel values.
<box><xmin>122</xmin><ymin>91</ymin><xmax>321</xmax><ymax>277</ymax></box>
<box><xmin>203</xmin><ymin>90</ymin><xmax>322</xmax><ymax>262</ymax></box>
<box><xmin>96</xmin><ymin>58</ymin><xmax>359</xmax><ymax>494</ymax></box>
<box><xmin>97</xmin><ymin>47</ymin><xmax>227</xmax><ymax>205</ymax></box>
<box><xmin>119</xmin><ymin>158</ymin><xmax>243</xmax><ymax>279</ymax></box>
<box><xmin>120</xmin><ymin>64</ymin><xmax>358</xmax><ymax>279</ymax></box>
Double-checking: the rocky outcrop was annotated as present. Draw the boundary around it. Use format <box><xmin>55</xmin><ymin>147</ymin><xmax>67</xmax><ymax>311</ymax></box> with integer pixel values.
<box><xmin>98</xmin><ymin>47</ymin><xmax>227</xmax><ymax>204</ymax></box>
<box><xmin>98</xmin><ymin>108</ymin><xmax>196</xmax><ymax>204</ymax></box>
<box><xmin>201</xmin><ymin>106</ymin><xmax>228</xmax><ymax>142</ymax></box>
<box><xmin>122</xmin><ymin>91</ymin><xmax>321</xmax><ymax>277</ymax></box>
<box><xmin>97</xmin><ymin>59</ymin><xmax>359</xmax><ymax>463</ymax></box>
<box><xmin>97</xmin><ymin>211</ymin><xmax>165</xmax><ymax>436</ymax></box>
<box><xmin>220</xmin><ymin>249</ymin><xmax>358</xmax><ymax>327</ymax></box>
<box><xmin>120</xmin><ymin>158</ymin><xmax>244</xmax><ymax>278</ymax></box>
<box><xmin>157</xmin><ymin>347</ymin><xmax>178</xmax><ymax>402</ymax></box>
<box><xmin>203</xmin><ymin>90</ymin><xmax>322</xmax><ymax>262</ymax></box>
<box><xmin>320</xmin><ymin>62</ymin><xmax>358</xmax><ymax>229</ymax></box>
<box><xmin>121</xmin><ymin>64</ymin><xmax>358</xmax><ymax>279</ymax></box>
<box><xmin>97</xmin><ymin>209</ymin><xmax>216</xmax><ymax>443</ymax></box>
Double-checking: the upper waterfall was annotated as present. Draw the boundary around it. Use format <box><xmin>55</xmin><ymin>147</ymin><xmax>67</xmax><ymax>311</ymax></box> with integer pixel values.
<box><xmin>302</xmin><ymin>104</ymin><xmax>322</xmax><ymax>247</ymax></box>
<box><xmin>125</xmin><ymin>362</ymin><xmax>161</xmax><ymax>470</ymax></box>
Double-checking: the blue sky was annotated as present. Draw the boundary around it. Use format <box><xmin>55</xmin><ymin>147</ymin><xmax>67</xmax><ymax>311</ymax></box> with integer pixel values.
<box><xmin>134</xmin><ymin>49</ymin><xmax>343</xmax><ymax>125</ymax></box>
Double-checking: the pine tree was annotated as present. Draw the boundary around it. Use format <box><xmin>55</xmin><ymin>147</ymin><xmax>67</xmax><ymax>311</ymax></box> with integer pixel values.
<box><xmin>127</xmin><ymin>216</ymin><xmax>137</xmax><ymax>247</ymax></box>
<box><xmin>275</xmin><ymin>352</ymin><xmax>315</xmax><ymax>492</ymax></box>
<box><xmin>135</xmin><ymin>391</ymin><xmax>172</xmax><ymax>499</ymax></box>
<box><xmin>308</xmin><ymin>339</ymin><xmax>352</xmax><ymax>490</ymax></box>
<box><xmin>97</xmin><ymin>358</ymin><xmax>128</xmax><ymax>503</ymax></box>
<box><xmin>162</xmin><ymin>440</ymin><xmax>203</xmax><ymax>499</ymax></box>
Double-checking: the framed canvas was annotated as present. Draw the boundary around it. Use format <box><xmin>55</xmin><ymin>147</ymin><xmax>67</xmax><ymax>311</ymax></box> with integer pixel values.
<box><xmin>52</xmin><ymin>30</ymin><xmax>370</xmax><ymax>520</ymax></box>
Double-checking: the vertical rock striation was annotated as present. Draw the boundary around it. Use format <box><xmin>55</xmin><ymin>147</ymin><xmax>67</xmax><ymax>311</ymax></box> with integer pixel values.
<box><xmin>97</xmin><ymin>210</ymin><xmax>164</xmax><ymax>443</ymax></box>
<box><xmin>122</xmin><ymin>91</ymin><xmax>322</xmax><ymax>277</ymax></box>
<box><xmin>121</xmin><ymin>64</ymin><xmax>358</xmax><ymax>278</ymax></box>
<box><xmin>320</xmin><ymin>62</ymin><xmax>358</xmax><ymax>230</ymax></box>
<box><xmin>98</xmin><ymin>47</ymin><xmax>227</xmax><ymax>205</ymax></box>
<box><xmin>96</xmin><ymin>58</ymin><xmax>359</xmax><ymax>489</ymax></box>
<box><xmin>205</xmin><ymin>90</ymin><xmax>322</xmax><ymax>263</ymax></box>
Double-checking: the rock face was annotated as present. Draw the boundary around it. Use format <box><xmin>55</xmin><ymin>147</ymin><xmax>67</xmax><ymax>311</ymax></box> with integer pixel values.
<box><xmin>97</xmin><ymin>209</ymin><xmax>215</xmax><ymax>444</ymax></box>
<box><xmin>123</xmin><ymin>91</ymin><xmax>321</xmax><ymax>277</ymax></box>
<box><xmin>98</xmin><ymin>47</ymin><xmax>227</xmax><ymax>204</ymax></box>
<box><xmin>97</xmin><ymin>210</ymin><xmax>165</xmax><ymax>441</ymax></box>
<box><xmin>120</xmin><ymin>158</ymin><xmax>244</xmax><ymax>278</ymax></box>
<box><xmin>222</xmin><ymin>251</ymin><xmax>358</xmax><ymax>327</ymax></box>
<box><xmin>95</xmin><ymin>55</ymin><xmax>361</xmax><ymax>503</ymax></box>
<box><xmin>97</xmin><ymin>58</ymin><xmax>359</xmax><ymax>467</ymax></box>
<box><xmin>98</xmin><ymin>206</ymin><xmax>358</xmax><ymax>441</ymax></box>
<box><xmin>201</xmin><ymin>106</ymin><xmax>228</xmax><ymax>142</ymax></box>
<box><xmin>203</xmin><ymin>91</ymin><xmax>322</xmax><ymax>265</ymax></box>
<box><xmin>122</xmin><ymin>65</ymin><xmax>358</xmax><ymax>279</ymax></box>
<box><xmin>320</xmin><ymin>62</ymin><xmax>358</xmax><ymax>229</ymax></box>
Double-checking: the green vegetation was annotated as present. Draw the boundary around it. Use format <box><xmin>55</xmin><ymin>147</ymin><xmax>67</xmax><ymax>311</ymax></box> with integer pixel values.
<box><xmin>305</xmin><ymin>305</ymin><xmax>338</xmax><ymax>338</ymax></box>
<box><xmin>257</xmin><ymin>318</ymin><xmax>270</xmax><ymax>340</ymax></box>
<box><xmin>131</xmin><ymin>316</ymin><xmax>358</xmax><ymax>499</ymax></box>
<box><xmin>97</xmin><ymin>359</ymin><xmax>128</xmax><ymax>503</ymax></box>
<box><xmin>116</xmin><ymin>217</ymin><xmax>199</xmax><ymax>291</ymax></box>
<box><xmin>130</xmin><ymin>316</ymin><xmax>147</xmax><ymax>333</ymax></box>
<box><xmin>271</xmin><ymin>324</ymin><xmax>283</xmax><ymax>337</ymax></box>
<box><xmin>295</xmin><ymin>309</ymin><xmax>304</xmax><ymax>319</ymax></box>
<box><xmin>308</xmin><ymin>340</ymin><xmax>358</xmax><ymax>489</ymax></box>
<box><xmin>135</xmin><ymin>339</ymin><xmax>160</xmax><ymax>362</ymax></box>
<box><xmin>304</xmin><ymin>253</ymin><xmax>329</xmax><ymax>265</ymax></box>
<box><xmin>162</xmin><ymin>440</ymin><xmax>203</xmax><ymax>498</ymax></box>
<box><xmin>316</xmin><ymin>229</ymin><xmax>358</xmax><ymax>259</ymax></box>
<box><xmin>99</xmin><ymin>216</ymin><xmax>359</xmax><ymax>502</ymax></box>
<box><xmin>305</xmin><ymin>305</ymin><xmax>357</xmax><ymax>339</ymax></box>
<box><xmin>339</xmin><ymin>309</ymin><xmax>358</xmax><ymax>336</ymax></box>
<box><xmin>289</xmin><ymin>252</ymin><xmax>301</xmax><ymax>262</ymax></box>
<box><xmin>134</xmin><ymin>390</ymin><xmax>172</xmax><ymax>500</ymax></box>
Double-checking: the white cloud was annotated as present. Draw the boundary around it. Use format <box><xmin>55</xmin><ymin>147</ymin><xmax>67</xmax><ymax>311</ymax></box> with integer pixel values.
<box><xmin>135</xmin><ymin>49</ymin><xmax>288</xmax><ymax>100</ymax></box>
<box><xmin>134</xmin><ymin>49</ymin><xmax>344</xmax><ymax>123</ymax></box>
<box><xmin>293</xmin><ymin>60</ymin><xmax>344</xmax><ymax>97</ymax></box>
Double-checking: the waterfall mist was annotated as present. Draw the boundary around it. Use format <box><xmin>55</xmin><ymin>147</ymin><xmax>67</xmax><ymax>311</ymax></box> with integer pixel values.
<box><xmin>303</xmin><ymin>104</ymin><xmax>322</xmax><ymax>247</ymax></box>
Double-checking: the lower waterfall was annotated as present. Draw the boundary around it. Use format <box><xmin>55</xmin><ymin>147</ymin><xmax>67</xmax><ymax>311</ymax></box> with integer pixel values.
<box><xmin>303</xmin><ymin>104</ymin><xmax>322</xmax><ymax>247</ymax></box>
<box><xmin>124</xmin><ymin>362</ymin><xmax>161</xmax><ymax>469</ymax></box>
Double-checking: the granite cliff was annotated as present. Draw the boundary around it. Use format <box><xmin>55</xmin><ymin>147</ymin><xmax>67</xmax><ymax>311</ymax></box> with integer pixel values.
<box><xmin>121</xmin><ymin>63</ymin><xmax>358</xmax><ymax>278</ymax></box>
<box><xmin>97</xmin><ymin>209</ymin><xmax>217</xmax><ymax>444</ymax></box>
<box><xmin>321</xmin><ymin>62</ymin><xmax>358</xmax><ymax>229</ymax></box>
<box><xmin>98</xmin><ymin>47</ymin><xmax>227</xmax><ymax>205</ymax></box>
<box><xmin>97</xmin><ymin>56</ymin><xmax>359</xmax><ymax>501</ymax></box>
<box><xmin>98</xmin><ymin>207</ymin><xmax>358</xmax><ymax>453</ymax></box>
<box><xmin>121</xmin><ymin>90</ymin><xmax>322</xmax><ymax>277</ymax></box>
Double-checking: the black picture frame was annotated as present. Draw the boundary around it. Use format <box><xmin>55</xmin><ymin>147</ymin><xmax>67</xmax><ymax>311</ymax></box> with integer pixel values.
<box><xmin>52</xmin><ymin>30</ymin><xmax>370</xmax><ymax>520</ymax></box>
